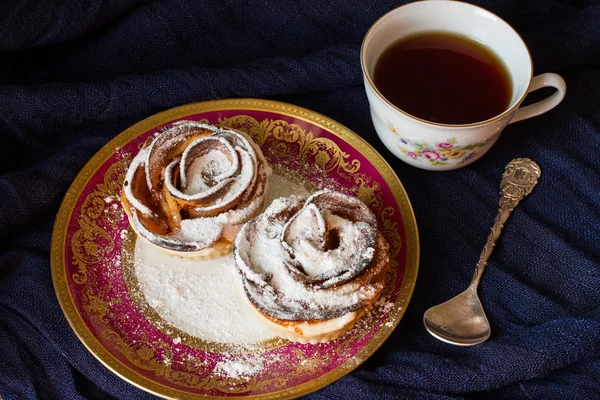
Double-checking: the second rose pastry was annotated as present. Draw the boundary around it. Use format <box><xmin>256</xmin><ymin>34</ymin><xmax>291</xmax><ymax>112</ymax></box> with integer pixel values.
<box><xmin>234</xmin><ymin>190</ymin><xmax>391</xmax><ymax>343</ymax></box>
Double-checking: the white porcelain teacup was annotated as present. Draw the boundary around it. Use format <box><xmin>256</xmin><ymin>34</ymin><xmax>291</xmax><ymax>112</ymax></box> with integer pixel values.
<box><xmin>361</xmin><ymin>0</ymin><xmax>566</xmax><ymax>171</ymax></box>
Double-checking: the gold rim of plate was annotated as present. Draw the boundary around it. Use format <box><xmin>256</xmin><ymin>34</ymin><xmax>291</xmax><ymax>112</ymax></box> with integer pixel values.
<box><xmin>50</xmin><ymin>98</ymin><xmax>420</xmax><ymax>399</ymax></box>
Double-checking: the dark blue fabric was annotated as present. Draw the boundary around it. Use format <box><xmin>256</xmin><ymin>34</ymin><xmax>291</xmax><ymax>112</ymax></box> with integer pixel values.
<box><xmin>1</xmin><ymin>0</ymin><xmax>599</xmax><ymax>399</ymax></box>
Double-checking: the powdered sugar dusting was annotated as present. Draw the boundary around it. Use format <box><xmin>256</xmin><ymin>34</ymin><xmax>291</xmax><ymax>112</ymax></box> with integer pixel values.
<box><xmin>183</xmin><ymin>149</ymin><xmax>231</xmax><ymax>194</ymax></box>
<box><xmin>175</xmin><ymin>217</ymin><xmax>223</xmax><ymax>243</ymax></box>
<box><xmin>214</xmin><ymin>355</ymin><xmax>264</xmax><ymax>379</ymax></box>
<box><xmin>133</xmin><ymin>168</ymin><xmax>314</xmax><ymax>345</ymax></box>
<box><xmin>134</xmin><ymin>243</ymin><xmax>275</xmax><ymax>344</ymax></box>
<box><xmin>233</xmin><ymin>190</ymin><xmax>385</xmax><ymax>321</ymax></box>
<box><xmin>284</xmin><ymin>212</ymin><xmax>373</xmax><ymax>279</ymax></box>
<box><xmin>123</xmin><ymin>122</ymin><xmax>270</xmax><ymax>254</ymax></box>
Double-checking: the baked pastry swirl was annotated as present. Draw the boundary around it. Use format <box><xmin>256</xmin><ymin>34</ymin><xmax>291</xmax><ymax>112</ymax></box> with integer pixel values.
<box><xmin>121</xmin><ymin>121</ymin><xmax>271</xmax><ymax>258</ymax></box>
<box><xmin>234</xmin><ymin>190</ymin><xmax>390</xmax><ymax>343</ymax></box>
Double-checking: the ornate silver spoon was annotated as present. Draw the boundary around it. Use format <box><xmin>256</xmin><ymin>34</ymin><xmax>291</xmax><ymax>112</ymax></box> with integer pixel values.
<box><xmin>423</xmin><ymin>158</ymin><xmax>541</xmax><ymax>346</ymax></box>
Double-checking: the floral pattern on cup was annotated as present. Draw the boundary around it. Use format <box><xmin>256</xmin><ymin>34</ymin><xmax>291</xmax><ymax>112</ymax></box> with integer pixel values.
<box><xmin>389</xmin><ymin>124</ymin><xmax>488</xmax><ymax>167</ymax></box>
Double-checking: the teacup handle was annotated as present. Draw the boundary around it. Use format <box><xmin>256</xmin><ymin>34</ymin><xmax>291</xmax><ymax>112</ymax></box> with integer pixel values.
<box><xmin>509</xmin><ymin>73</ymin><xmax>566</xmax><ymax>124</ymax></box>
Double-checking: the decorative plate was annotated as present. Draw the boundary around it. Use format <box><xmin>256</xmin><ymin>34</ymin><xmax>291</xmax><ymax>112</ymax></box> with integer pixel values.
<box><xmin>51</xmin><ymin>99</ymin><xmax>419</xmax><ymax>399</ymax></box>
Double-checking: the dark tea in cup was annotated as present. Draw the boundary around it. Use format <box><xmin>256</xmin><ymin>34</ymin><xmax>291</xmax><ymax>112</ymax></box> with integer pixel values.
<box><xmin>373</xmin><ymin>31</ymin><xmax>512</xmax><ymax>125</ymax></box>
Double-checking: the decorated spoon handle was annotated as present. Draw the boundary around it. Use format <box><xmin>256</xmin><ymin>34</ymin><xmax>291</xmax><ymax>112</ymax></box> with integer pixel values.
<box><xmin>469</xmin><ymin>158</ymin><xmax>541</xmax><ymax>288</ymax></box>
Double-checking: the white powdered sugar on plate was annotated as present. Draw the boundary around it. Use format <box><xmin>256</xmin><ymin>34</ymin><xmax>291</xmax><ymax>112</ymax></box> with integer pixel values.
<box><xmin>133</xmin><ymin>167</ymin><xmax>314</xmax><ymax>345</ymax></box>
<box><xmin>214</xmin><ymin>355</ymin><xmax>264</xmax><ymax>379</ymax></box>
<box><xmin>134</xmin><ymin>244</ymin><xmax>275</xmax><ymax>344</ymax></box>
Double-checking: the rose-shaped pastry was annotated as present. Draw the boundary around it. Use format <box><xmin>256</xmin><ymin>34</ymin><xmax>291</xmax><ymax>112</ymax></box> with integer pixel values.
<box><xmin>234</xmin><ymin>190</ymin><xmax>390</xmax><ymax>343</ymax></box>
<box><xmin>121</xmin><ymin>121</ymin><xmax>271</xmax><ymax>258</ymax></box>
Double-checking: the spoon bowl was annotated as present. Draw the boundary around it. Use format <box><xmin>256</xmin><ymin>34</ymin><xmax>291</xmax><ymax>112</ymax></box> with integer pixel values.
<box><xmin>423</xmin><ymin>286</ymin><xmax>490</xmax><ymax>346</ymax></box>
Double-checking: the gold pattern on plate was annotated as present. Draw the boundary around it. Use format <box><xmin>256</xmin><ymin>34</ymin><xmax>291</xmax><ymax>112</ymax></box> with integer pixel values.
<box><xmin>70</xmin><ymin>156</ymin><xmax>130</xmax><ymax>284</ymax></box>
<box><xmin>102</xmin><ymin>330</ymin><xmax>288</xmax><ymax>394</ymax></box>
<box><xmin>51</xmin><ymin>98</ymin><xmax>420</xmax><ymax>400</ymax></box>
<box><xmin>82</xmin><ymin>285</ymin><xmax>122</xmax><ymax>325</ymax></box>
<box><xmin>269</xmin><ymin>163</ymin><xmax>320</xmax><ymax>194</ymax></box>
<box><xmin>289</xmin><ymin>348</ymin><xmax>334</xmax><ymax>378</ymax></box>
<box><xmin>219</xmin><ymin>115</ymin><xmax>360</xmax><ymax>177</ymax></box>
